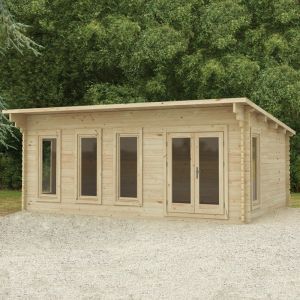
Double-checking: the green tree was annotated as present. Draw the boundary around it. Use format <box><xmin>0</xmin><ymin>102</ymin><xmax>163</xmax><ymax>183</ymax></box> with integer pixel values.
<box><xmin>0</xmin><ymin>0</ymin><xmax>41</xmax><ymax>55</ymax></box>
<box><xmin>0</xmin><ymin>0</ymin><xmax>41</xmax><ymax>147</ymax></box>
<box><xmin>0</xmin><ymin>0</ymin><xmax>299</xmax><ymax>190</ymax></box>
<box><xmin>0</xmin><ymin>0</ymin><xmax>41</xmax><ymax>188</ymax></box>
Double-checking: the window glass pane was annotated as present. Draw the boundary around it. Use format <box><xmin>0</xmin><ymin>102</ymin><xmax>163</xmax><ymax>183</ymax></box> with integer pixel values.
<box><xmin>252</xmin><ymin>137</ymin><xmax>258</xmax><ymax>201</ymax></box>
<box><xmin>81</xmin><ymin>138</ymin><xmax>97</xmax><ymax>196</ymax></box>
<box><xmin>172</xmin><ymin>138</ymin><xmax>191</xmax><ymax>204</ymax></box>
<box><xmin>199</xmin><ymin>137</ymin><xmax>219</xmax><ymax>205</ymax></box>
<box><xmin>42</xmin><ymin>138</ymin><xmax>56</xmax><ymax>194</ymax></box>
<box><xmin>120</xmin><ymin>137</ymin><xmax>137</xmax><ymax>198</ymax></box>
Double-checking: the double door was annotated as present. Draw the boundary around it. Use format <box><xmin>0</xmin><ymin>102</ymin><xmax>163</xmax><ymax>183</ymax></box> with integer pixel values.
<box><xmin>167</xmin><ymin>132</ymin><xmax>224</xmax><ymax>215</ymax></box>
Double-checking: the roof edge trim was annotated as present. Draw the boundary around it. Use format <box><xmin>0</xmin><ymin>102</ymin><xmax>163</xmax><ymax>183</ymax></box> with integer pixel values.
<box><xmin>3</xmin><ymin>97</ymin><xmax>295</xmax><ymax>135</ymax></box>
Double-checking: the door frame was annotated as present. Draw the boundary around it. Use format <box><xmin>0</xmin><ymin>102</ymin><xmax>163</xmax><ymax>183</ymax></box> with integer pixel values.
<box><xmin>166</xmin><ymin>125</ymin><xmax>228</xmax><ymax>217</ymax></box>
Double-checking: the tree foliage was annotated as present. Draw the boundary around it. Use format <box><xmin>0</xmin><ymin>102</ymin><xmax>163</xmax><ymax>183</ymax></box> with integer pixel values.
<box><xmin>0</xmin><ymin>0</ymin><xmax>41</xmax><ymax>55</ymax></box>
<box><xmin>0</xmin><ymin>0</ymin><xmax>299</xmax><ymax>190</ymax></box>
<box><xmin>0</xmin><ymin>0</ymin><xmax>41</xmax><ymax>147</ymax></box>
<box><xmin>0</xmin><ymin>0</ymin><xmax>41</xmax><ymax>188</ymax></box>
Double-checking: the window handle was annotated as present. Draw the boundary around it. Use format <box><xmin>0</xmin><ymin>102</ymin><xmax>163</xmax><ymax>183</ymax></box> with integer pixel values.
<box><xmin>196</xmin><ymin>166</ymin><xmax>199</xmax><ymax>179</ymax></box>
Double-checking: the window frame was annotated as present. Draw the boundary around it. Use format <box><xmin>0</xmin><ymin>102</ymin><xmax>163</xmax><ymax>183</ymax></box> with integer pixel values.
<box><xmin>75</xmin><ymin>129</ymin><xmax>102</xmax><ymax>204</ymax></box>
<box><xmin>251</xmin><ymin>132</ymin><xmax>260</xmax><ymax>209</ymax></box>
<box><xmin>113</xmin><ymin>128</ymin><xmax>143</xmax><ymax>206</ymax></box>
<box><xmin>38</xmin><ymin>130</ymin><xmax>61</xmax><ymax>203</ymax></box>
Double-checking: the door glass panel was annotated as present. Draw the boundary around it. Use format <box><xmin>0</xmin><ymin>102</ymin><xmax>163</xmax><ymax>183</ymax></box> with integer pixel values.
<box><xmin>42</xmin><ymin>139</ymin><xmax>57</xmax><ymax>194</ymax></box>
<box><xmin>172</xmin><ymin>138</ymin><xmax>191</xmax><ymax>204</ymax></box>
<box><xmin>199</xmin><ymin>137</ymin><xmax>219</xmax><ymax>205</ymax></box>
<box><xmin>120</xmin><ymin>137</ymin><xmax>137</xmax><ymax>198</ymax></box>
<box><xmin>81</xmin><ymin>138</ymin><xmax>97</xmax><ymax>196</ymax></box>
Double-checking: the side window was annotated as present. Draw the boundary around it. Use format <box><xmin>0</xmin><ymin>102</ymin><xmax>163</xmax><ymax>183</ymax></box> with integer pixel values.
<box><xmin>115</xmin><ymin>130</ymin><xmax>142</xmax><ymax>206</ymax></box>
<box><xmin>251</xmin><ymin>134</ymin><xmax>260</xmax><ymax>207</ymax></box>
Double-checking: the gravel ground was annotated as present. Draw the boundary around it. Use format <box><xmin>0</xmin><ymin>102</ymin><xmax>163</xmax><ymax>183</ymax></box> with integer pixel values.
<box><xmin>0</xmin><ymin>208</ymin><xmax>300</xmax><ymax>300</ymax></box>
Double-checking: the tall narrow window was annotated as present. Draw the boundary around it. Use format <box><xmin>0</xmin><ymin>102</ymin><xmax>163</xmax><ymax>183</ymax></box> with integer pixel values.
<box><xmin>42</xmin><ymin>138</ymin><xmax>57</xmax><ymax>194</ymax></box>
<box><xmin>80</xmin><ymin>137</ymin><xmax>97</xmax><ymax>197</ymax></box>
<box><xmin>251</xmin><ymin>135</ymin><xmax>259</xmax><ymax>204</ymax></box>
<box><xmin>115</xmin><ymin>130</ymin><xmax>142</xmax><ymax>206</ymax></box>
<box><xmin>119</xmin><ymin>136</ymin><xmax>138</xmax><ymax>198</ymax></box>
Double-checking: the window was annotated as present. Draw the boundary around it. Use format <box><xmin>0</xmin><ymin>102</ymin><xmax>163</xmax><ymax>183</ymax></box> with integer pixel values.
<box><xmin>38</xmin><ymin>131</ymin><xmax>60</xmax><ymax>202</ymax></box>
<box><xmin>76</xmin><ymin>129</ymin><xmax>101</xmax><ymax>203</ymax></box>
<box><xmin>80</xmin><ymin>137</ymin><xmax>97</xmax><ymax>197</ymax></box>
<box><xmin>120</xmin><ymin>137</ymin><xmax>138</xmax><ymax>198</ymax></box>
<box><xmin>251</xmin><ymin>134</ymin><xmax>260</xmax><ymax>206</ymax></box>
<box><xmin>115</xmin><ymin>130</ymin><xmax>142</xmax><ymax>206</ymax></box>
<box><xmin>42</xmin><ymin>138</ymin><xmax>57</xmax><ymax>194</ymax></box>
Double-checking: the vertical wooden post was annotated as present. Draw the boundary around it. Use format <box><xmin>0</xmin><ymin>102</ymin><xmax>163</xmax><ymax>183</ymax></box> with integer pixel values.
<box><xmin>233</xmin><ymin>103</ymin><xmax>247</xmax><ymax>223</ymax></box>
<box><xmin>21</xmin><ymin>130</ymin><xmax>26</xmax><ymax>211</ymax></box>
<box><xmin>285</xmin><ymin>134</ymin><xmax>291</xmax><ymax>206</ymax></box>
<box><xmin>239</xmin><ymin>121</ymin><xmax>246</xmax><ymax>222</ymax></box>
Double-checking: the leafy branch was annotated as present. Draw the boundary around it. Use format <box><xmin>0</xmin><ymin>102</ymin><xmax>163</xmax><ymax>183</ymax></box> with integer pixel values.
<box><xmin>0</xmin><ymin>96</ymin><xmax>17</xmax><ymax>148</ymax></box>
<box><xmin>0</xmin><ymin>0</ymin><xmax>42</xmax><ymax>55</ymax></box>
<box><xmin>0</xmin><ymin>0</ymin><xmax>43</xmax><ymax>147</ymax></box>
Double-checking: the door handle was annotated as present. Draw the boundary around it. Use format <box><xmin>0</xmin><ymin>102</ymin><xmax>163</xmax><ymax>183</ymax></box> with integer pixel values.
<box><xmin>196</xmin><ymin>167</ymin><xmax>199</xmax><ymax>179</ymax></box>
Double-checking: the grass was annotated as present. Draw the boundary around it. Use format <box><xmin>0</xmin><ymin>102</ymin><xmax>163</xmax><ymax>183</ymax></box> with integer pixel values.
<box><xmin>0</xmin><ymin>190</ymin><xmax>299</xmax><ymax>216</ymax></box>
<box><xmin>291</xmin><ymin>193</ymin><xmax>300</xmax><ymax>208</ymax></box>
<box><xmin>0</xmin><ymin>190</ymin><xmax>22</xmax><ymax>215</ymax></box>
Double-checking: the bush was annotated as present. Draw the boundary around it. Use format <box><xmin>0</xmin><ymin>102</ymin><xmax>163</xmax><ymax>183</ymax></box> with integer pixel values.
<box><xmin>0</xmin><ymin>153</ymin><xmax>22</xmax><ymax>189</ymax></box>
<box><xmin>0</xmin><ymin>129</ymin><xmax>22</xmax><ymax>190</ymax></box>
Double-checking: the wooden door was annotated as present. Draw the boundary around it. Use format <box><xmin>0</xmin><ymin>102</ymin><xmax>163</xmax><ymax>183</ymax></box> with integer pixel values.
<box><xmin>167</xmin><ymin>132</ymin><xmax>224</xmax><ymax>215</ymax></box>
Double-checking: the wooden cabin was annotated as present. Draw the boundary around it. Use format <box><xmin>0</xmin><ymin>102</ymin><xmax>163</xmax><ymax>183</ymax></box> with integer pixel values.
<box><xmin>4</xmin><ymin>98</ymin><xmax>295</xmax><ymax>223</ymax></box>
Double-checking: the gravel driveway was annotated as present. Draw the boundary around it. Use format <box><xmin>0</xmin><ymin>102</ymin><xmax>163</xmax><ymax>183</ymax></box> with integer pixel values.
<box><xmin>1</xmin><ymin>208</ymin><xmax>300</xmax><ymax>299</ymax></box>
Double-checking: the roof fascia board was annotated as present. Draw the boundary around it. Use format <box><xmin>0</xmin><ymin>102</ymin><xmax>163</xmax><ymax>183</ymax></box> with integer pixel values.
<box><xmin>3</xmin><ymin>97</ymin><xmax>295</xmax><ymax>135</ymax></box>
<box><xmin>2</xmin><ymin>98</ymin><xmax>247</xmax><ymax>115</ymax></box>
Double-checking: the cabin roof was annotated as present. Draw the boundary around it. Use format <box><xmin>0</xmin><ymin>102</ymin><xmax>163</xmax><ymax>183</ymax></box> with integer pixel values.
<box><xmin>3</xmin><ymin>97</ymin><xmax>295</xmax><ymax>135</ymax></box>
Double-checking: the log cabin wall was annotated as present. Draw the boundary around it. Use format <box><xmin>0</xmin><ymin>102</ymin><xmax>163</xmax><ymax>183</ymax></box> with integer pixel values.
<box><xmin>23</xmin><ymin>106</ymin><xmax>244</xmax><ymax>221</ymax></box>
<box><xmin>248</xmin><ymin>112</ymin><xmax>290</xmax><ymax>220</ymax></box>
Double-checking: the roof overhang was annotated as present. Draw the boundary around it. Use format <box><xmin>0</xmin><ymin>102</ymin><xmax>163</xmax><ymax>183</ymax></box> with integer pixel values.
<box><xmin>2</xmin><ymin>97</ymin><xmax>295</xmax><ymax>135</ymax></box>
